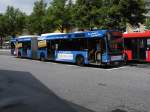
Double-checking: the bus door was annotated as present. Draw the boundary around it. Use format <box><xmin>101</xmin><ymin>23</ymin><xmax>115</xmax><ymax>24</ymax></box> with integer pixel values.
<box><xmin>131</xmin><ymin>38</ymin><xmax>147</xmax><ymax>60</ymax></box>
<box><xmin>47</xmin><ymin>40</ymin><xmax>56</xmax><ymax>60</ymax></box>
<box><xmin>95</xmin><ymin>39</ymin><xmax>104</xmax><ymax>63</ymax></box>
<box><xmin>22</xmin><ymin>42</ymin><xmax>28</xmax><ymax>57</ymax></box>
<box><xmin>130</xmin><ymin>39</ymin><xmax>139</xmax><ymax>59</ymax></box>
<box><xmin>138</xmin><ymin>38</ymin><xmax>147</xmax><ymax>60</ymax></box>
<box><xmin>88</xmin><ymin>38</ymin><xmax>104</xmax><ymax>63</ymax></box>
<box><xmin>22</xmin><ymin>41</ymin><xmax>32</xmax><ymax>58</ymax></box>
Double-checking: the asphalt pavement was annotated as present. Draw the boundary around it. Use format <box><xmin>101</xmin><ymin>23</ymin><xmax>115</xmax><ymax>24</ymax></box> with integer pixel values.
<box><xmin>0</xmin><ymin>69</ymin><xmax>96</xmax><ymax>112</ymax></box>
<box><xmin>0</xmin><ymin>49</ymin><xmax>10</xmax><ymax>56</ymax></box>
<box><xmin>0</xmin><ymin>50</ymin><xmax>150</xmax><ymax>112</ymax></box>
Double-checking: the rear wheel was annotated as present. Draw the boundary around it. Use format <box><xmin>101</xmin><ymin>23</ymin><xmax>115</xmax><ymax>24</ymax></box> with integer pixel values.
<box><xmin>40</xmin><ymin>54</ymin><xmax>46</xmax><ymax>61</ymax></box>
<box><xmin>76</xmin><ymin>55</ymin><xmax>84</xmax><ymax>66</ymax></box>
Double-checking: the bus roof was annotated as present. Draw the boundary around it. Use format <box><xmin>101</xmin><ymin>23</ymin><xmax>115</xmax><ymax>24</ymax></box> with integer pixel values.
<box><xmin>68</xmin><ymin>30</ymin><xmax>106</xmax><ymax>38</ymax></box>
<box><xmin>17</xmin><ymin>35</ymin><xmax>40</xmax><ymax>42</ymax></box>
<box><xmin>41</xmin><ymin>33</ymin><xmax>66</xmax><ymax>37</ymax></box>
<box><xmin>18</xmin><ymin>35</ymin><xmax>39</xmax><ymax>38</ymax></box>
<box><xmin>39</xmin><ymin>33</ymin><xmax>68</xmax><ymax>40</ymax></box>
<box><xmin>123</xmin><ymin>30</ymin><xmax>150</xmax><ymax>38</ymax></box>
<box><xmin>40</xmin><ymin>30</ymin><xmax>113</xmax><ymax>40</ymax></box>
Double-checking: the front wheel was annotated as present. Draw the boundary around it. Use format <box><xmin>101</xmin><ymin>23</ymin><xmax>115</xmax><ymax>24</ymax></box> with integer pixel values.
<box><xmin>40</xmin><ymin>55</ymin><xmax>46</xmax><ymax>61</ymax></box>
<box><xmin>76</xmin><ymin>56</ymin><xmax>84</xmax><ymax>66</ymax></box>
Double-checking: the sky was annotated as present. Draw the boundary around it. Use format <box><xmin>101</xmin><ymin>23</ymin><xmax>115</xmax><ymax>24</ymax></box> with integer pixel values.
<box><xmin>0</xmin><ymin>0</ymin><xmax>50</xmax><ymax>15</ymax></box>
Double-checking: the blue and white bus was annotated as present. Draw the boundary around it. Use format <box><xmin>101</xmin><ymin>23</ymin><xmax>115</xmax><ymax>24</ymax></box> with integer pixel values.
<box><xmin>38</xmin><ymin>30</ymin><xmax>123</xmax><ymax>65</ymax></box>
<box><xmin>16</xmin><ymin>35</ymin><xmax>39</xmax><ymax>59</ymax></box>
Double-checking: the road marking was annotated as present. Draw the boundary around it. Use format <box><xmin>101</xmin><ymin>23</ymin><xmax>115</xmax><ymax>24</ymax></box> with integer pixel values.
<box><xmin>66</xmin><ymin>65</ymin><xmax>76</xmax><ymax>67</ymax></box>
<box><xmin>105</xmin><ymin>66</ymin><xmax>127</xmax><ymax>71</ymax></box>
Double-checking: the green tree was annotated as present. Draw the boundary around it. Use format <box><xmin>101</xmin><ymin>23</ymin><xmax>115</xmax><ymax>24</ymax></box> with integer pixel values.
<box><xmin>0</xmin><ymin>14</ymin><xmax>7</xmax><ymax>48</ymax></box>
<box><xmin>0</xmin><ymin>6</ymin><xmax>26</xmax><ymax>48</ymax></box>
<box><xmin>28</xmin><ymin>0</ymin><xmax>48</xmax><ymax>35</ymax></box>
<box><xmin>99</xmin><ymin>0</ymin><xmax>123</xmax><ymax>29</ymax></box>
<box><xmin>73</xmin><ymin>0</ymin><xmax>147</xmax><ymax>31</ymax></box>
<box><xmin>102</xmin><ymin>0</ymin><xmax>147</xmax><ymax>30</ymax></box>
<box><xmin>0</xmin><ymin>14</ymin><xmax>7</xmax><ymax>37</ymax></box>
<box><xmin>119</xmin><ymin>0</ymin><xmax>147</xmax><ymax>26</ymax></box>
<box><xmin>4</xmin><ymin>6</ymin><xmax>26</xmax><ymax>37</ymax></box>
<box><xmin>73</xmin><ymin>0</ymin><xmax>104</xmax><ymax>30</ymax></box>
<box><xmin>49</xmin><ymin>0</ymin><xmax>73</xmax><ymax>33</ymax></box>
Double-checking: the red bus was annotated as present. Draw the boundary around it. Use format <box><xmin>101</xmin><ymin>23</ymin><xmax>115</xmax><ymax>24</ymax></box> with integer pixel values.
<box><xmin>123</xmin><ymin>30</ymin><xmax>150</xmax><ymax>62</ymax></box>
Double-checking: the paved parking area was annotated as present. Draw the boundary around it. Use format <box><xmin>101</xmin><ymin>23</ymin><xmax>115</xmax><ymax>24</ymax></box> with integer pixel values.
<box><xmin>0</xmin><ymin>70</ymin><xmax>82</xmax><ymax>112</ymax></box>
<box><xmin>0</xmin><ymin>54</ymin><xmax>150</xmax><ymax>112</ymax></box>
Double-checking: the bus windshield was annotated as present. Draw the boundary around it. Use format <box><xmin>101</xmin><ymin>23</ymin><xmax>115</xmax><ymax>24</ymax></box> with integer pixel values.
<box><xmin>107</xmin><ymin>32</ymin><xmax>123</xmax><ymax>53</ymax></box>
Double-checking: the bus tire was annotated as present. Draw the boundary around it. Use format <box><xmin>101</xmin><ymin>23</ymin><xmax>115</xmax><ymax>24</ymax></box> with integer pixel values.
<box><xmin>76</xmin><ymin>55</ymin><xmax>84</xmax><ymax>66</ymax></box>
<box><xmin>40</xmin><ymin>53</ymin><xmax>46</xmax><ymax>61</ymax></box>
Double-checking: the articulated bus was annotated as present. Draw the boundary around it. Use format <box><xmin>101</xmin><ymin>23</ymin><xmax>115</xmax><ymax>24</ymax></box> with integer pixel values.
<box><xmin>16</xmin><ymin>35</ymin><xmax>39</xmax><ymax>59</ymax></box>
<box><xmin>38</xmin><ymin>30</ymin><xmax>123</xmax><ymax>66</ymax></box>
<box><xmin>123</xmin><ymin>30</ymin><xmax>150</xmax><ymax>62</ymax></box>
<box><xmin>10</xmin><ymin>38</ymin><xmax>17</xmax><ymax>55</ymax></box>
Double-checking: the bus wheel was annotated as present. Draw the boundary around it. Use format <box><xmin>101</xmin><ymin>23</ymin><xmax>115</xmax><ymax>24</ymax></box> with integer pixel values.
<box><xmin>76</xmin><ymin>55</ymin><xmax>84</xmax><ymax>66</ymax></box>
<box><xmin>40</xmin><ymin>55</ymin><xmax>45</xmax><ymax>61</ymax></box>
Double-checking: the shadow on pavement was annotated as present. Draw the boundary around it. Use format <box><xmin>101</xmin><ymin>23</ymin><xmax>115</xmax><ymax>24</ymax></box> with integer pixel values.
<box><xmin>13</xmin><ymin>56</ymin><xmax>124</xmax><ymax>69</ymax></box>
<box><xmin>126</xmin><ymin>61</ymin><xmax>150</xmax><ymax>68</ymax></box>
<box><xmin>0</xmin><ymin>70</ymin><xmax>95</xmax><ymax>112</ymax></box>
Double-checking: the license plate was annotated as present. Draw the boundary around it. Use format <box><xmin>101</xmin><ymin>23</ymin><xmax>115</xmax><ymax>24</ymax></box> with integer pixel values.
<box><xmin>111</xmin><ymin>55</ymin><xmax>122</xmax><ymax>61</ymax></box>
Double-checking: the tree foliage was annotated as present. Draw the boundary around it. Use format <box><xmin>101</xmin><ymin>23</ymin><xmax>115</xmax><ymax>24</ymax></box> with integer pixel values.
<box><xmin>0</xmin><ymin>6</ymin><xmax>26</xmax><ymax>37</ymax></box>
<box><xmin>48</xmin><ymin>0</ymin><xmax>74</xmax><ymax>33</ymax></box>
<box><xmin>28</xmin><ymin>0</ymin><xmax>48</xmax><ymax>35</ymax></box>
<box><xmin>119</xmin><ymin>0</ymin><xmax>147</xmax><ymax>25</ymax></box>
<box><xmin>0</xmin><ymin>14</ymin><xmax>8</xmax><ymax>37</ymax></box>
<box><xmin>73</xmin><ymin>0</ymin><xmax>147</xmax><ymax>30</ymax></box>
<box><xmin>0</xmin><ymin>0</ymin><xmax>147</xmax><ymax>38</ymax></box>
<box><xmin>145</xmin><ymin>18</ymin><xmax>150</xmax><ymax>30</ymax></box>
